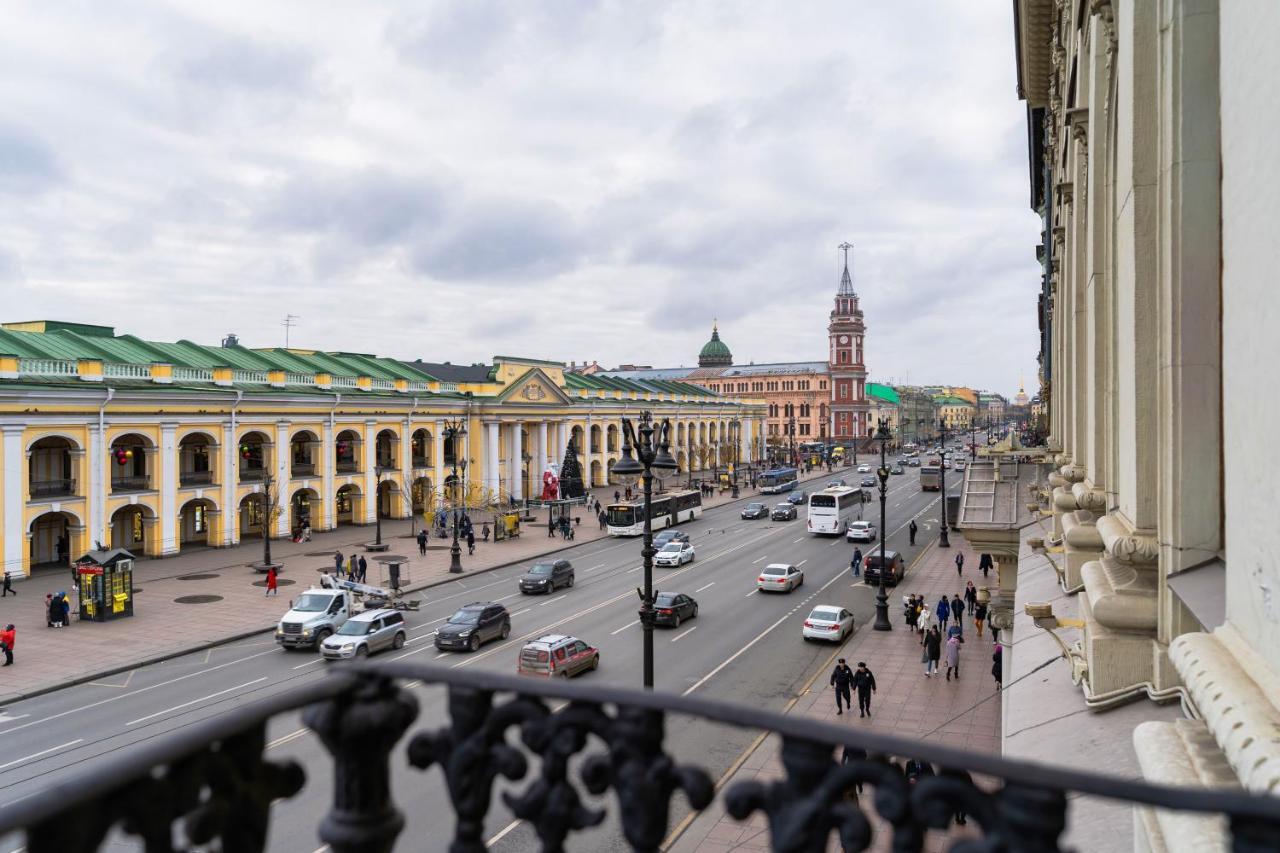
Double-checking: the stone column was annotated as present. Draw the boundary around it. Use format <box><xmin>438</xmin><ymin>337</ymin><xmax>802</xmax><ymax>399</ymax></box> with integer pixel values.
<box><xmin>274</xmin><ymin>420</ymin><xmax>291</xmax><ymax>538</ymax></box>
<box><xmin>537</xmin><ymin>421</ymin><xmax>548</xmax><ymax>476</ymax></box>
<box><xmin>88</xmin><ymin>424</ymin><xmax>107</xmax><ymax>549</ymax></box>
<box><xmin>223</xmin><ymin>420</ymin><xmax>239</xmax><ymax>544</ymax></box>
<box><xmin>321</xmin><ymin>422</ymin><xmax>335</xmax><ymax>531</ymax></box>
<box><xmin>159</xmin><ymin>421</ymin><xmax>179</xmax><ymax>555</ymax></box>
<box><xmin>485</xmin><ymin>421</ymin><xmax>500</xmax><ymax>496</ymax></box>
<box><xmin>2</xmin><ymin>426</ymin><xmax>25</xmax><ymax>576</ymax></box>
<box><xmin>363</xmin><ymin>420</ymin><xmax>377</xmax><ymax>524</ymax></box>
<box><xmin>433</xmin><ymin>418</ymin><xmax>445</xmax><ymax>502</ymax></box>
<box><xmin>508</xmin><ymin>422</ymin><xmax>524</xmax><ymax>503</ymax></box>
<box><xmin>400</xmin><ymin>418</ymin><xmax>413</xmax><ymax>518</ymax></box>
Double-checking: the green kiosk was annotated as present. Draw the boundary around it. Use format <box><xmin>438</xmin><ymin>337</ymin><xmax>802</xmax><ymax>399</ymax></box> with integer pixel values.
<box><xmin>75</xmin><ymin>549</ymin><xmax>136</xmax><ymax>622</ymax></box>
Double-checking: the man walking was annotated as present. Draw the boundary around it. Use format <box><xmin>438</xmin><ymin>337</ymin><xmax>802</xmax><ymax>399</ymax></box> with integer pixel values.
<box><xmin>850</xmin><ymin>548</ymin><xmax>862</xmax><ymax>578</ymax></box>
<box><xmin>829</xmin><ymin>658</ymin><xmax>855</xmax><ymax>715</ymax></box>
<box><xmin>908</xmin><ymin>519</ymin><xmax>918</xmax><ymax>546</ymax></box>
<box><xmin>851</xmin><ymin>661</ymin><xmax>877</xmax><ymax>718</ymax></box>
<box><xmin>974</xmin><ymin>601</ymin><xmax>988</xmax><ymax>638</ymax></box>
<box><xmin>954</xmin><ymin>552</ymin><xmax>965</xmax><ymax>576</ymax></box>
<box><xmin>979</xmin><ymin>553</ymin><xmax>993</xmax><ymax>578</ymax></box>
<box><xmin>1</xmin><ymin>573</ymin><xmax>13</xmax><ymax>597</ymax></box>
<box><xmin>417</xmin><ymin>530</ymin><xmax>428</xmax><ymax>557</ymax></box>
<box><xmin>358</xmin><ymin>555</ymin><xmax>368</xmax><ymax>583</ymax></box>
<box><xmin>935</xmin><ymin>596</ymin><xmax>951</xmax><ymax>633</ymax></box>
<box><xmin>334</xmin><ymin>550</ymin><xmax>344</xmax><ymax>576</ymax></box>
<box><xmin>949</xmin><ymin>593</ymin><xmax>965</xmax><ymax>636</ymax></box>
<box><xmin>466</xmin><ymin>529</ymin><xmax>476</xmax><ymax>555</ymax></box>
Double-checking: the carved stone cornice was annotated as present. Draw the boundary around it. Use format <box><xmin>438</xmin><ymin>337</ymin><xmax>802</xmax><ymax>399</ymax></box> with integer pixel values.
<box><xmin>1082</xmin><ymin>556</ymin><xmax>1158</xmax><ymax>630</ymax></box>
<box><xmin>1058</xmin><ymin>462</ymin><xmax>1085</xmax><ymax>483</ymax></box>
<box><xmin>1063</xmin><ymin>510</ymin><xmax>1103</xmax><ymax>550</ymax></box>
<box><xmin>1096</xmin><ymin>514</ymin><xmax>1159</xmax><ymax>566</ymax></box>
<box><xmin>1070</xmin><ymin>481</ymin><xmax>1106</xmax><ymax>512</ymax></box>
<box><xmin>1055</xmin><ymin>181</ymin><xmax>1074</xmax><ymax>206</ymax></box>
<box><xmin>1052</xmin><ymin>485</ymin><xmax>1079</xmax><ymax>512</ymax></box>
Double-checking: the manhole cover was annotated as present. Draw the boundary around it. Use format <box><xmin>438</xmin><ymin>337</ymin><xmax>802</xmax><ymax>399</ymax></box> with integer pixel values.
<box><xmin>174</xmin><ymin>594</ymin><xmax>224</xmax><ymax>604</ymax></box>
<box><xmin>305</xmin><ymin>551</ymin><xmax>337</xmax><ymax>557</ymax></box>
<box><xmin>252</xmin><ymin>578</ymin><xmax>297</xmax><ymax>588</ymax></box>
<box><xmin>178</xmin><ymin>573</ymin><xmax>220</xmax><ymax>581</ymax></box>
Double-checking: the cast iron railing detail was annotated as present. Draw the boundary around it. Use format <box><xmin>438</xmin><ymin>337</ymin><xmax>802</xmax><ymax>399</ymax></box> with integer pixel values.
<box><xmin>2</xmin><ymin>665</ymin><xmax>1278</xmax><ymax>853</ymax></box>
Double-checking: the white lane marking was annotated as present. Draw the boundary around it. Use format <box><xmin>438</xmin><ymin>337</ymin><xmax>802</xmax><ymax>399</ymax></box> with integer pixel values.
<box><xmin>0</xmin><ymin>648</ymin><xmax>278</xmax><ymax>736</ymax></box>
<box><xmin>626</xmin><ymin>566</ymin><xmax>641</xmax><ymax>573</ymax></box>
<box><xmin>127</xmin><ymin>678</ymin><xmax>268</xmax><ymax>726</ymax></box>
<box><xmin>389</xmin><ymin>642</ymin><xmax>440</xmax><ymax>662</ymax></box>
<box><xmin>695</xmin><ymin>582</ymin><xmax>715</xmax><ymax>593</ymax></box>
<box><xmin>292</xmin><ymin>657</ymin><xmax>326</xmax><ymax>670</ymax></box>
<box><xmin>267</xmin><ymin>728</ymin><xmax>309</xmax><ymax>750</ymax></box>
<box><xmin>538</xmin><ymin>594</ymin><xmax>568</xmax><ymax>607</ymax></box>
<box><xmin>671</xmin><ymin>626</ymin><xmax>698</xmax><ymax>643</ymax></box>
<box><xmin>792</xmin><ymin>537</ymin><xmax>804</xmax><ymax>543</ymax></box>
<box><xmin>455</xmin><ymin>580</ymin><xmax>467</xmax><ymax>588</ymax></box>
<box><xmin>487</xmin><ymin>819</ymin><xmax>521</xmax><ymax>846</ymax></box>
<box><xmin>585</xmin><ymin>563</ymin><xmax>606</xmax><ymax>572</ymax></box>
<box><xmin>435</xmin><ymin>652</ymin><xmax>449</xmax><ymax>659</ymax></box>
<box><xmin>744</xmin><ymin>589</ymin><xmax>758</xmax><ymax>597</ymax></box>
<box><xmin>685</xmin><ymin>566</ymin><xmax>847</xmax><ymax>696</ymax></box>
<box><xmin>797</xmin><ymin>559</ymin><xmax>808</xmax><ymax>567</ymax></box>
<box><xmin>751</xmin><ymin>555</ymin><xmax>768</xmax><ymax>564</ymax></box>
<box><xmin>493</xmin><ymin>593</ymin><xmax>520</xmax><ymax>602</ymax></box>
<box><xmin>451</xmin><ymin>641</ymin><xmax>509</xmax><ymax>668</ymax></box>
<box><xmin>510</xmin><ymin>607</ymin><xmax>532</xmax><ymax>617</ymax></box>
<box><xmin>0</xmin><ymin>714</ymin><xmax>29</xmax><ymax>725</ymax></box>
<box><xmin>410</xmin><ymin>616</ymin><xmax>451</xmax><ymax>635</ymax></box>
<box><xmin>611</xmin><ymin>619</ymin><xmax>640</xmax><ymax>635</ymax></box>
<box><xmin>0</xmin><ymin>740</ymin><xmax>83</xmax><ymax>771</ymax></box>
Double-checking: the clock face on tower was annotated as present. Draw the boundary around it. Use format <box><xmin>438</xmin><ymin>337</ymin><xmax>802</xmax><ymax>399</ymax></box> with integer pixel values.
<box><xmin>838</xmin><ymin>335</ymin><xmax>849</xmax><ymax>344</ymax></box>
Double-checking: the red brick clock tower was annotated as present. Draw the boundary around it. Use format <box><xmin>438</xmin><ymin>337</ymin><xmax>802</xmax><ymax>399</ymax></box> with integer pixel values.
<box><xmin>829</xmin><ymin>242</ymin><xmax>870</xmax><ymax>444</ymax></box>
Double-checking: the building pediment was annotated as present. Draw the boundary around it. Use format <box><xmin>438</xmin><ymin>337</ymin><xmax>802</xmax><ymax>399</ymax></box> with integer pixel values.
<box><xmin>495</xmin><ymin>368</ymin><xmax>574</xmax><ymax>405</ymax></box>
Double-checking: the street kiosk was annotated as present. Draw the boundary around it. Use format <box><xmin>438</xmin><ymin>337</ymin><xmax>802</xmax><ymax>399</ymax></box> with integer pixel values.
<box><xmin>75</xmin><ymin>549</ymin><xmax>136</xmax><ymax>622</ymax></box>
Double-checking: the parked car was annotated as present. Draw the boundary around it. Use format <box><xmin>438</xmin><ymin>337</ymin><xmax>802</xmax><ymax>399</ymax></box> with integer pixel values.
<box><xmin>757</xmin><ymin>563</ymin><xmax>804</xmax><ymax>593</ymax></box>
<box><xmin>519</xmin><ymin>559</ymin><xmax>575</xmax><ymax>594</ymax></box>
<box><xmin>846</xmin><ymin>521</ymin><xmax>877</xmax><ymax>542</ymax></box>
<box><xmin>741</xmin><ymin>502</ymin><xmax>769</xmax><ymax>519</ymax></box>
<box><xmin>320</xmin><ymin>609</ymin><xmax>407</xmax><ymax>660</ymax></box>
<box><xmin>860</xmin><ymin>475</ymin><xmax>876</xmax><ymax>487</ymax></box>
<box><xmin>517</xmin><ymin>634</ymin><xmax>599</xmax><ymax>678</ymax></box>
<box><xmin>863</xmin><ymin>550</ymin><xmax>906</xmax><ymax>586</ymax></box>
<box><xmin>652</xmin><ymin>529</ymin><xmax>691</xmax><ymax>549</ymax></box>
<box><xmin>652</xmin><ymin>592</ymin><xmax>698</xmax><ymax>627</ymax></box>
<box><xmin>436</xmin><ymin>602</ymin><xmax>511</xmax><ymax>652</ymax></box>
<box><xmin>771</xmin><ymin>503</ymin><xmax>797</xmax><ymax>521</ymax></box>
<box><xmin>857</xmin><ymin>464</ymin><xmax>871</xmax><ymax>473</ymax></box>
<box><xmin>889</xmin><ymin>464</ymin><xmax>905</xmax><ymax>475</ymax></box>
<box><xmin>787</xmin><ymin>490</ymin><xmax>808</xmax><ymax>505</ymax></box>
<box><xmin>802</xmin><ymin>605</ymin><xmax>855</xmax><ymax>642</ymax></box>
<box><xmin>655</xmin><ymin>541</ymin><xmax>696</xmax><ymax>567</ymax></box>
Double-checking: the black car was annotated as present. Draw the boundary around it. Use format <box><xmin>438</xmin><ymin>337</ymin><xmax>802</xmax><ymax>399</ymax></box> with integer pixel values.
<box><xmin>741</xmin><ymin>502</ymin><xmax>768</xmax><ymax>519</ymax></box>
<box><xmin>889</xmin><ymin>464</ymin><xmax>905</xmax><ymax>475</ymax></box>
<box><xmin>652</xmin><ymin>529</ymin><xmax>691</xmax><ymax>549</ymax></box>
<box><xmin>860</xmin><ymin>475</ymin><xmax>876</xmax><ymax>487</ymax></box>
<box><xmin>435</xmin><ymin>602</ymin><xmax>511</xmax><ymax>652</ymax></box>
<box><xmin>787</xmin><ymin>490</ymin><xmax>807</xmax><ymax>505</ymax></box>
<box><xmin>771</xmin><ymin>503</ymin><xmax>797</xmax><ymax>521</ymax></box>
<box><xmin>863</xmin><ymin>550</ymin><xmax>906</xmax><ymax>586</ymax></box>
<box><xmin>519</xmin><ymin>559</ymin><xmax>575</xmax><ymax>594</ymax></box>
<box><xmin>652</xmin><ymin>592</ymin><xmax>698</xmax><ymax>627</ymax></box>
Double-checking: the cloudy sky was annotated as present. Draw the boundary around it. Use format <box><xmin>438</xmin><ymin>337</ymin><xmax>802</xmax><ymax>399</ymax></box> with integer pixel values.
<box><xmin>0</xmin><ymin>1</ymin><xmax>1041</xmax><ymax>397</ymax></box>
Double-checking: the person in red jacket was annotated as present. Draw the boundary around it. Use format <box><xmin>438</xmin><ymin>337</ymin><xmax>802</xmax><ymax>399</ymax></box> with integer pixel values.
<box><xmin>0</xmin><ymin>624</ymin><xmax>14</xmax><ymax>666</ymax></box>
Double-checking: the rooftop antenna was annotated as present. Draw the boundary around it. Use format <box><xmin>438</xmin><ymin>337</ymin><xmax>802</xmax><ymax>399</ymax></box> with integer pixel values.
<box><xmin>837</xmin><ymin>242</ymin><xmax>855</xmax><ymax>296</ymax></box>
<box><xmin>282</xmin><ymin>314</ymin><xmax>301</xmax><ymax>348</ymax></box>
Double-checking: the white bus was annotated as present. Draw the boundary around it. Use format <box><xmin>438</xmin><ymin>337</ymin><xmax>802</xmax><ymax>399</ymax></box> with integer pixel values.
<box><xmin>806</xmin><ymin>486</ymin><xmax>863</xmax><ymax>535</ymax></box>
<box><xmin>606</xmin><ymin>489</ymin><xmax>703</xmax><ymax>536</ymax></box>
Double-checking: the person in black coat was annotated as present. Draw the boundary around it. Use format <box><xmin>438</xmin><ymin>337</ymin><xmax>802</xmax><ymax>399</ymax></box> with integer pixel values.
<box><xmin>949</xmin><ymin>594</ymin><xmax>965</xmax><ymax>635</ymax></box>
<box><xmin>992</xmin><ymin>643</ymin><xmax>1003</xmax><ymax>689</ymax></box>
<box><xmin>908</xmin><ymin>518</ymin><xmax>918</xmax><ymax>545</ymax></box>
<box><xmin>979</xmin><ymin>553</ymin><xmax>993</xmax><ymax>577</ymax></box>
<box><xmin>923</xmin><ymin>627</ymin><xmax>942</xmax><ymax>677</ymax></box>
<box><xmin>851</xmin><ymin>661</ymin><xmax>877</xmax><ymax>718</ymax></box>
<box><xmin>829</xmin><ymin>658</ymin><xmax>855</xmax><ymax>715</ymax></box>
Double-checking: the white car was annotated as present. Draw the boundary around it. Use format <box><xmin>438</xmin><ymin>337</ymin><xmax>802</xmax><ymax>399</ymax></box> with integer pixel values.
<box><xmin>856</xmin><ymin>464</ymin><xmax>871</xmax><ymax>473</ymax></box>
<box><xmin>757</xmin><ymin>563</ymin><xmax>804</xmax><ymax>593</ymax></box>
<box><xmin>802</xmin><ymin>605</ymin><xmax>855</xmax><ymax>642</ymax></box>
<box><xmin>954</xmin><ymin>460</ymin><xmax>967</xmax><ymax>471</ymax></box>
<box><xmin>654</xmin><ymin>541</ymin><xmax>696</xmax><ymax>567</ymax></box>
<box><xmin>846</xmin><ymin>521</ymin><xmax>878</xmax><ymax>543</ymax></box>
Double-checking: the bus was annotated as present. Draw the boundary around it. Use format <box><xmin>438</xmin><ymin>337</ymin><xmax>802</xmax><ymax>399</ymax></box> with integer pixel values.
<box><xmin>920</xmin><ymin>465</ymin><xmax>942</xmax><ymax>491</ymax></box>
<box><xmin>758</xmin><ymin>467</ymin><xmax>799</xmax><ymax>494</ymax></box>
<box><xmin>606</xmin><ymin>489</ymin><xmax>703</xmax><ymax>536</ymax></box>
<box><xmin>806</xmin><ymin>486</ymin><xmax>863</xmax><ymax>535</ymax></box>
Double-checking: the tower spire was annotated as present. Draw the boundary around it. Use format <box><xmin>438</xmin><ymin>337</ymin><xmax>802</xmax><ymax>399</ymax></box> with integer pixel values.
<box><xmin>837</xmin><ymin>241</ymin><xmax>855</xmax><ymax>296</ymax></box>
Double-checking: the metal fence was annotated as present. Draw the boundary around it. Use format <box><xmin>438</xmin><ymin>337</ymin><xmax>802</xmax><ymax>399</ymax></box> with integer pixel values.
<box><xmin>5</xmin><ymin>664</ymin><xmax>1275</xmax><ymax>853</ymax></box>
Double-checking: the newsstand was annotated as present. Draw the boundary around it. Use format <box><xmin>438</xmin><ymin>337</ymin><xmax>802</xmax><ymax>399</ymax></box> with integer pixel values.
<box><xmin>74</xmin><ymin>549</ymin><xmax>136</xmax><ymax>621</ymax></box>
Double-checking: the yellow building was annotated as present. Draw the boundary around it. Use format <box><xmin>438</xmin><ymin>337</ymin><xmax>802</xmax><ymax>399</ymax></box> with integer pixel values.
<box><xmin>933</xmin><ymin>395</ymin><xmax>976</xmax><ymax>431</ymax></box>
<box><xmin>0</xmin><ymin>322</ymin><xmax>763</xmax><ymax>577</ymax></box>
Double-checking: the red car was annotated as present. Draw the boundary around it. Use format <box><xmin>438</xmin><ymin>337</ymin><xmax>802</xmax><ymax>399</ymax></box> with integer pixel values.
<box><xmin>517</xmin><ymin>634</ymin><xmax>600</xmax><ymax>678</ymax></box>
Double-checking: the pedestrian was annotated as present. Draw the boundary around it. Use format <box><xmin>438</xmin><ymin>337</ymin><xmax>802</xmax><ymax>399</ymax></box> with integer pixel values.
<box><xmin>568</xmin><ymin>524</ymin><xmax>575</xmax><ymax>541</ymax></box>
<box><xmin>0</xmin><ymin>624</ymin><xmax>13</xmax><ymax>666</ymax></box>
<box><xmin>48</xmin><ymin>593</ymin><xmax>64</xmax><ymax>628</ymax></box>
<box><xmin>548</xmin><ymin>519</ymin><xmax>555</xmax><ymax>538</ymax></box>
<box><xmin>974</xmin><ymin>601</ymin><xmax>988</xmax><ymax>638</ymax></box>
<box><xmin>923</xmin><ymin>627</ymin><xmax>942</xmax><ymax>677</ymax></box>
<box><xmin>334</xmin><ymin>550</ymin><xmax>344</xmax><ymax>575</ymax></box>
<box><xmin>1</xmin><ymin>573</ymin><xmax>13</xmax><ymax>597</ymax></box>
<box><xmin>935</xmin><ymin>596</ymin><xmax>951</xmax><ymax>632</ymax></box>
<box><xmin>358</xmin><ymin>555</ymin><xmax>368</xmax><ymax>583</ymax></box>
<box><xmin>950</xmin><ymin>593</ymin><xmax>965</xmax><ymax>635</ymax></box>
<box><xmin>916</xmin><ymin>603</ymin><xmax>934</xmax><ymax>644</ymax></box>
<box><xmin>908</xmin><ymin>519</ymin><xmax>918</xmax><ymax>545</ymax></box>
<box><xmin>59</xmin><ymin>593</ymin><xmax>70</xmax><ymax>627</ymax></box>
<box><xmin>963</xmin><ymin>581</ymin><xmax>977</xmax><ymax>613</ymax></box>
<box><xmin>992</xmin><ymin>643</ymin><xmax>1003</xmax><ymax>689</ymax></box>
<box><xmin>979</xmin><ymin>553</ymin><xmax>993</xmax><ymax>578</ymax></box>
<box><xmin>851</xmin><ymin>661</ymin><xmax>877</xmax><ymax>717</ymax></box>
<box><xmin>903</xmin><ymin>594</ymin><xmax>917</xmax><ymax>627</ymax></box>
<box><xmin>598</xmin><ymin>510</ymin><xmax>607</xmax><ymax>530</ymax></box>
<box><xmin>945</xmin><ymin>632</ymin><xmax>964</xmax><ymax>681</ymax></box>
<box><xmin>45</xmin><ymin>593</ymin><xmax>54</xmax><ymax>628</ymax></box>
<box><xmin>264</xmin><ymin>565</ymin><xmax>279</xmax><ymax>596</ymax></box>
<box><xmin>991</xmin><ymin>624</ymin><xmax>1001</xmax><ymax>644</ymax></box>
<box><xmin>829</xmin><ymin>658</ymin><xmax>854</xmax><ymax>715</ymax></box>
<box><xmin>954</xmin><ymin>552</ymin><xmax>965</xmax><ymax>576</ymax></box>
<box><xmin>466</xmin><ymin>530</ymin><xmax>475</xmax><ymax>555</ymax></box>
<box><xmin>850</xmin><ymin>548</ymin><xmax>862</xmax><ymax>578</ymax></box>
<box><xmin>904</xmin><ymin>758</ymin><xmax>933</xmax><ymax>786</ymax></box>
<box><xmin>417</xmin><ymin>530</ymin><xmax>428</xmax><ymax>556</ymax></box>
<box><xmin>348</xmin><ymin>554</ymin><xmax>358</xmax><ymax>579</ymax></box>
<box><xmin>840</xmin><ymin>745</ymin><xmax>867</xmax><ymax>798</ymax></box>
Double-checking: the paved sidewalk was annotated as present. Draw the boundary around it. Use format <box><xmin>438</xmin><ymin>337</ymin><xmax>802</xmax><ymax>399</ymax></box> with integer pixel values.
<box><xmin>0</xmin><ymin>469</ymin><xmax>839</xmax><ymax>703</ymax></box>
<box><xmin>671</xmin><ymin>533</ymin><xmax>1002</xmax><ymax>853</ymax></box>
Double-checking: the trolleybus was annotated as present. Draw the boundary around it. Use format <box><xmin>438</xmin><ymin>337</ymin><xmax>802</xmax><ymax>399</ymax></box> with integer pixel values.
<box><xmin>758</xmin><ymin>467</ymin><xmax>799</xmax><ymax>494</ymax></box>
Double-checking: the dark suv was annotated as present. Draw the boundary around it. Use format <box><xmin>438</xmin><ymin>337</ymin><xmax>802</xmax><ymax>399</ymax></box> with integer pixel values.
<box><xmin>863</xmin><ymin>550</ymin><xmax>906</xmax><ymax>586</ymax></box>
<box><xmin>519</xmin><ymin>559</ymin><xmax>574</xmax><ymax>594</ymax></box>
<box><xmin>435</xmin><ymin>603</ymin><xmax>511</xmax><ymax>652</ymax></box>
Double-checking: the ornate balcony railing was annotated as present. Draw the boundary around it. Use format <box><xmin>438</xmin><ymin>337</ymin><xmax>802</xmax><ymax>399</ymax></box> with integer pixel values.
<box><xmin>178</xmin><ymin>470</ymin><xmax>213</xmax><ymax>486</ymax></box>
<box><xmin>28</xmin><ymin>478</ymin><xmax>76</xmax><ymax>498</ymax></box>
<box><xmin>291</xmin><ymin>462</ymin><xmax>316</xmax><ymax>478</ymax></box>
<box><xmin>109</xmin><ymin>475</ymin><xmax>151</xmax><ymax>492</ymax></box>
<box><xmin>3</xmin><ymin>664</ymin><xmax>1276</xmax><ymax>853</ymax></box>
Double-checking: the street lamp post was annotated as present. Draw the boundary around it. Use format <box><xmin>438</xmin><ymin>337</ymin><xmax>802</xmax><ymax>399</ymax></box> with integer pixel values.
<box><xmin>938</xmin><ymin>419</ymin><xmax>951</xmax><ymax>548</ymax></box>
<box><xmin>788</xmin><ymin>414</ymin><xmax>796</xmax><ymax>468</ymax></box>
<box><xmin>610</xmin><ymin>411</ymin><xmax>678</xmax><ymax>690</ymax></box>
<box><xmin>373</xmin><ymin>467</ymin><xmax>387</xmax><ymax>546</ymax></box>
<box><xmin>443</xmin><ymin>419</ymin><xmax>467</xmax><ymax>573</ymax></box>
<box><xmin>873</xmin><ymin>418</ymin><xmax>893</xmax><ymax>631</ymax></box>
<box><xmin>522</xmin><ymin>451</ymin><xmax>532</xmax><ymax>507</ymax></box>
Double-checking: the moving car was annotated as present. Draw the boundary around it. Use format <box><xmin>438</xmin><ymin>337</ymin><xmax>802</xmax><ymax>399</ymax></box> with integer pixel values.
<box><xmin>954</xmin><ymin>460</ymin><xmax>967</xmax><ymax>471</ymax></box>
<box><xmin>860</xmin><ymin>475</ymin><xmax>876</xmax><ymax>487</ymax></box>
<box><xmin>517</xmin><ymin>634</ymin><xmax>599</xmax><ymax>678</ymax></box>
<box><xmin>846</xmin><ymin>521</ymin><xmax>877</xmax><ymax>542</ymax></box>
<box><xmin>802</xmin><ymin>606</ymin><xmax>855</xmax><ymax>642</ymax></box>
<box><xmin>771</xmin><ymin>502</ymin><xmax>797</xmax><ymax>521</ymax></box>
<box><xmin>276</xmin><ymin>586</ymin><xmax>356</xmax><ymax>649</ymax></box>
<box><xmin>655</xmin><ymin>541</ymin><xmax>696</xmax><ymax>567</ymax></box>
<box><xmin>787</xmin><ymin>489</ymin><xmax>808</xmax><ymax>505</ymax></box>
<box><xmin>826</xmin><ymin>479</ymin><xmax>848</xmax><ymax>488</ymax></box>
<box><xmin>856</xmin><ymin>464</ymin><xmax>871</xmax><ymax>473</ymax></box>
<box><xmin>741</xmin><ymin>502</ymin><xmax>769</xmax><ymax>519</ymax></box>
<box><xmin>652</xmin><ymin>529</ymin><xmax>691</xmax><ymax>549</ymax></box>
<box><xmin>320</xmin><ymin>609</ymin><xmax>407</xmax><ymax>660</ymax></box>
<box><xmin>757</xmin><ymin>563</ymin><xmax>804</xmax><ymax>593</ymax></box>
<box><xmin>908</xmin><ymin>458</ymin><xmax>921</xmax><ymax>467</ymax></box>
<box><xmin>863</xmin><ymin>550</ymin><xmax>906</xmax><ymax>586</ymax></box>
<box><xmin>519</xmin><ymin>559</ymin><xmax>574</xmax><ymax>594</ymax></box>
<box><xmin>435</xmin><ymin>602</ymin><xmax>512</xmax><ymax>652</ymax></box>
<box><xmin>653</xmin><ymin>592</ymin><xmax>698</xmax><ymax>627</ymax></box>
<box><xmin>889</xmin><ymin>464</ymin><xmax>904</xmax><ymax>475</ymax></box>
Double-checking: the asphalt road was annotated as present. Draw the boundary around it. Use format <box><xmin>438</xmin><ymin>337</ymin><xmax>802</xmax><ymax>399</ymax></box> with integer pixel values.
<box><xmin>0</xmin><ymin>454</ymin><xmax>969</xmax><ymax>853</ymax></box>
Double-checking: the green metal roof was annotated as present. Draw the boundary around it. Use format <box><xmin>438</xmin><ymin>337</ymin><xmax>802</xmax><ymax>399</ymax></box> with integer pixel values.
<box><xmin>867</xmin><ymin>383</ymin><xmax>900</xmax><ymax>405</ymax></box>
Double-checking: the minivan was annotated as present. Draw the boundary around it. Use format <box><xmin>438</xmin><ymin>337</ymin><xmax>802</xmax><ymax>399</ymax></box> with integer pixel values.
<box><xmin>863</xmin><ymin>549</ymin><xmax>906</xmax><ymax>586</ymax></box>
<box><xmin>517</xmin><ymin>634</ymin><xmax>600</xmax><ymax>678</ymax></box>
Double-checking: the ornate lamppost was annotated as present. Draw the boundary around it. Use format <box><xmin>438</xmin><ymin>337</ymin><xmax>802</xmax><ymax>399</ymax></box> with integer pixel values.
<box><xmin>442</xmin><ymin>418</ymin><xmax>467</xmax><ymax>573</ymax></box>
<box><xmin>610</xmin><ymin>411</ymin><xmax>678</xmax><ymax>690</ymax></box>
<box><xmin>373</xmin><ymin>466</ymin><xmax>388</xmax><ymax>547</ymax></box>
<box><xmin>787</xmin><ymin>414</ymin><xmax>797</xmax><ymax>468</ymax></box>
<box><xmin>522</xmin><ymin>451</ymin><xmax>532</xmax><ymax>507</ymax></box>
<box><xmin>872</xmin><ymin>418</ymin><xmax>893</xmax><ymax>631</ymax></box>
<box><xmin>938</xmin><ymin>418</ymin><xmax>951</xmax><ymax>548</ymax></box>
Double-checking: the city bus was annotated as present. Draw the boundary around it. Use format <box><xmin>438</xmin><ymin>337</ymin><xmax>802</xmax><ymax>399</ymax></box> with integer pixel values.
<box><xmin>806</xmin><ymin>486</ymin><xmax>863</xmax><ymax>535</ymax></box>
<box><xmin>758</xmin><ymin>467</ymin><xmax>799</xmax><ymax>494</ymax></box>
<box><xmin>920</xmin><ymin>465</ymin><xmax>942</xmax><ymax>491</ymax></box>
<box><xmin>605</xmin><ymin>489</ymin><xmax>703</xmax><ymax>536</ymax></box>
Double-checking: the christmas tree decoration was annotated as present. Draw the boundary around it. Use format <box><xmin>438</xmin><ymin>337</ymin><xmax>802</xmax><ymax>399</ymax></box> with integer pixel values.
<box><xmin>558</xmin><ymin>442</ymin><xmax>585</xmax><ymax>500</ymax></box>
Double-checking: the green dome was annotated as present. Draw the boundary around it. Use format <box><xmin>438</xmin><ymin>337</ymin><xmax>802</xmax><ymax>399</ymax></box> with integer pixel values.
<box><xmin>698</xmin><ymin>323</ymin><xmax>733</xmax><ymax>367</ymax></box>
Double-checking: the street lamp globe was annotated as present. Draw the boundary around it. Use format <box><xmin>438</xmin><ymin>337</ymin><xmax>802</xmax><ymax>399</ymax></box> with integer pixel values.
<box><xmin>612</xmin><ymin>445</ymin><xmax>643</xmax><ymax>486</ymax></box>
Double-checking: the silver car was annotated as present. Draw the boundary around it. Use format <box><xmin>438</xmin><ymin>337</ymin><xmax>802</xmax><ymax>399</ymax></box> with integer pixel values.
<box><xmin>320</xmin><ymin>609</ymin><xmax>407</xmax><ymax>660</ymax></box>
